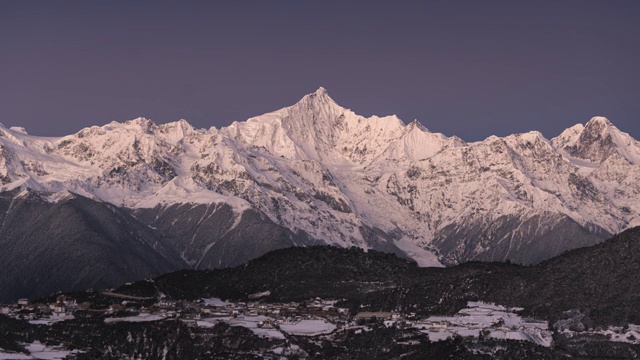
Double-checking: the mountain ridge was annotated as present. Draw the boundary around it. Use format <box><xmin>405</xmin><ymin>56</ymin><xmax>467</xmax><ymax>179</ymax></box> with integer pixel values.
<box><xmin>1</xmin><ymin>87</ymin><xmax>639</xmax><ymax>300</ymax></box>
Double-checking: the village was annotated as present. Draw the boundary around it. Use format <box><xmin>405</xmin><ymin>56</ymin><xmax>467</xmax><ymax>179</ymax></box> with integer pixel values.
<box><xmin>1</xmin><ymin>291</ymin><xmax>554</xmax><ymax>348</ymax></box>
<box><xmin>1</xmin><ymin>295</ymin><xmax>78</xmax><ymax>324</ymax></box>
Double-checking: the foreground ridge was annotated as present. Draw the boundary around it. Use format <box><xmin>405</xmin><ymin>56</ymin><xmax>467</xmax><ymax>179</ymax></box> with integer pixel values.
<box><xmin>3</xmin><ymin>227</ymin><xmax>640</xmax><ymax>359</ymax></box>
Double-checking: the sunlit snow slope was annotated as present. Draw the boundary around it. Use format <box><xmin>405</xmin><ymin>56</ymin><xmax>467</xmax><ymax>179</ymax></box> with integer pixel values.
<box><xmin>2</xmin><ymin>88</ymin><xmax>639</xmax><ymax>277</ymax></box>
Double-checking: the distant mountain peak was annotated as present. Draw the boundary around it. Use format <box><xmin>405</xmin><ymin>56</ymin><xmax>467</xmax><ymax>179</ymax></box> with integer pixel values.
<box><xmin>586</xmin><ymin>116</ymin><xmax>612</xmax><ymax>127</ymax></box>
<box><xmin>296</xmin><ymin>86</ymin><xmax>340</xmax><ymax>109</ymax></box>
<box><xmin>582</xmin><ymin>116</ymin><xmax>614</xmax><ymax>138</ymax></box>
<box><xmin>408</xmin><ymin>119</ymin><xmax>430</xmax><ymax>133</ymax></box>
<box><xmin>103</xmin><ymin>117</ymin><xmax>158</xmax><ymax>134</ymax></box>
<box><xmin>125</xmin><ymin>117</ymin><xmax>156</xmax><ymax>127</ymax></box>
<box><xmin>551</xmin><ymin>116</ymin><xmax>640</xmax><ymax>164</ymax></box>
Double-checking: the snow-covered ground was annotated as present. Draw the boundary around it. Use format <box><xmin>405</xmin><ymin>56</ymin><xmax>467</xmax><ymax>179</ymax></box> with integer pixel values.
<box><xmin>413</xmin><ymin>301</ymin><xmax>552</xmax><ymax>347</ymax></box>
<box><xmin>279</xmin><ymin>319</ymin><xmax>336</xmax><ymax>336</ymax></box>
<box><xmin>197</xmin><ymin>315</ymin><xmax>336</xmax><ymax>338</ymax></box>
<box><xmin>104</xmin><ymin>313</ymin><xmax>164</xmax><ymax>323</ymax></box>
<box><xmin>198</xmin><ymin>315</ymin><xmax>285</xmax><ymax>339</ymax></box>
<box><xmin>562</xmin><ymin>324</ymin><xmax>640</xmax><ymax>344</ymax></box>
<box><xmin>0</xmin><ymin>342</ymin><xmax>74</xmax><ymax>359</ymax></box>
<box><xmin>202</xmin><ymin>297</ymin><xmax>231</xmax><ymax>307</ymax></box>
<box><xmin>28</xmin><ymin>315</ymin><xmax>74</xmax><ymax>326</ymax></box>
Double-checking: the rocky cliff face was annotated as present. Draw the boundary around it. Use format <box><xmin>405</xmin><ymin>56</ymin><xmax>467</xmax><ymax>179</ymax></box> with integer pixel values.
<box><xmin>1</xmin><ymin>88</ymin><xmax>639</xmax><ymax>300</ymax></box>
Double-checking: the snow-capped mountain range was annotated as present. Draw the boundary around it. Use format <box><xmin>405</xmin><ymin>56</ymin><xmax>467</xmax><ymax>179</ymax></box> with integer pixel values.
<box><xmin>1</xmin><ymin>87</ymin><xmax>639</xmax><ymax>300</ymax></box>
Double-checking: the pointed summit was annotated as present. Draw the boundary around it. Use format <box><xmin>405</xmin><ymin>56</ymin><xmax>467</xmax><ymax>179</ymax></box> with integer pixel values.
<box><xmin>291</xmin><ymin>87</ymin><xmax>343</xmax><ymax>116</ymax></box>
<box><xmin>558</xmin><ymin>116</ymin><xmax>633</xmax><ymax>163</ymax></box>
<box><xmin>115</xmin><ymin>117</ymin><xmax>157</xmax><ymax>134</ymax></box>
<box><xmin>157</xmin><ymin>119</ymin><xmax>195</xmax><ymax>145</ymax></box>
<box><xmin>301</xmin><ymin>86</ymin><xmax>334</xmax><ymax>102</ymax></box>
<box><xmin>586</xmin><ymin>116</ymin><xmax>612</xmax><ymax>126</ymax></box>
<box><xmin>583</xmin><ymin>116</ymin><xmax>613</xmax><ymax>138</ymax></box>
<box><xmin>125</xmin><ymin>117</ymin><xmax>156</xmax><ymax>127</ymax></box>
<box><xmin>408</xmin><ymin>119</ymin><xmax>430</xmax><ymax>133</ymax></box>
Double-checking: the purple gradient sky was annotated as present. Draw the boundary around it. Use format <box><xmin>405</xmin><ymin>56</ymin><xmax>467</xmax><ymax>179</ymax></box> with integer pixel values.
<box><xmin>1</xmin><ymin>1</ymin><xmax>639</xmax><ymax>141</ymax></box>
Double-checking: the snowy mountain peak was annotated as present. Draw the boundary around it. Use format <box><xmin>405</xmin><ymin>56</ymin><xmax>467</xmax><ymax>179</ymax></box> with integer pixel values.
<box><xmin>104</xmin><ymin>117</ymin><xmax>157</xmax><ymax>134</ymax></box>
<box><xmin>0</xmin><ymin>90</ymin><xmax>639</xmax><ymax>269</ymax></box>
<box><xmin>550</xmin><ymin>116</ymin><xmax>640</xmax><ymax>166</ymax></box>
<box><xmin>157</xmin><ymin>119</ymin><xmax>195</xmax><ymax>143</ymax></box>
<box><xmin>564</xmin><ymin>117</ymin><xmax>622</xmax><ymax>162</ymax></box>
<box><xmin>552</xmin><ymin>123</ymin><xmax>584</xmax><ymax>148</ymax></box>
<box><xmin>408</xmin><ymin>119</ymin><xmax>430</xmax><ymax>133</ymax></box>
<box><xmin>581</xmin><ymin>116</ymin><xmax>614</xmax><ymax>139</ymax></box>
<box><xmin>295</xmin><ymin>87</ymin><xmax>342</xmax><ymax>112</ymax></box>
<box><xmin>9</xmin><ymin>126</ymin><xmax>28</xmax><ymax>135</ymax></box>
<box><xmin>586</xmin><ymin>116</ymin><xmax>612</xmax><ymax>127</ymax></box>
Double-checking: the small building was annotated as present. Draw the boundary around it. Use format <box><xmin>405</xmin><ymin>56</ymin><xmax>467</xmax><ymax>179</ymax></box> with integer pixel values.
<box><xmin>431</xmin><ymin>321</ymin><xmax>449</xmax><ymax>329</ymax></box>
<box><xmin>64</xmin><ymin>298</ymin><xmax>77</xmax><ymax>309</ymax></box>
<box><xmin>257</xmin><ymin>320</ymin><xmax>275</xmax><ymax>329</ymax></box>
<box><xmin>354</xmin><ymin>311</ymin><xmax>392</xmax><ymax>320</ymax></box>
<box><xmin>281</xmin><ymin>317</ymin><xmax>298</xmax><ymax>325</ymax></box>
<box><xmin>17</xmin><ymin>298</ymin><xmax>30</xmax><ymax>307</ymax></box>
<box><xmin>53</xmin><ymin>303</ymin><xmax>66</xmax><ymax>315</ymax></box>
<box><xmin>210</xmin><ymin>310</ymin><xmax>231</xmax><ymax>317</ymax></box>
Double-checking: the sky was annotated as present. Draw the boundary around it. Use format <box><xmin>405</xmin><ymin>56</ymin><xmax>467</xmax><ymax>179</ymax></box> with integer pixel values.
<box><xmin>1</xmin><ymin>1</ymin><xmax>640</xmax><ymax>141</ymax></box>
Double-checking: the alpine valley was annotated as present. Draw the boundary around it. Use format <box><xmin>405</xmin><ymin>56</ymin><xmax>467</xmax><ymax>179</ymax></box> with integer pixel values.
<box><xmin>2</xmin><ymin>88</ymin><xmax>639</xmax><ymax>302</ymax></box>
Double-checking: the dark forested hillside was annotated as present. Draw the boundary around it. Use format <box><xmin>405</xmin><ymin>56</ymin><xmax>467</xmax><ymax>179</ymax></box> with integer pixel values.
<box><xmin>116</xmin><ymin>226</ymin><xmax>640</xmax><ymax>327</ymax></box>
<box><xmin>3</xmin><ymin>227</ymin><xmax>640</xmax><ymax>359</ymax></box>
<box><xmin>0</xmin><ymin>190</ymin><xmax>187</xmax><ymax>303</ymax></box>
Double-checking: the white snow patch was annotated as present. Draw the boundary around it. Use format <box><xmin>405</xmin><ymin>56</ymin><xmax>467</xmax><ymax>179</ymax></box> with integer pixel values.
<box><xmin>198</xmin><ymin>315</ymin><xmax>285</xmax><ymax>339</ymax></box>
<box><xmin>29</xmin><ymin>315</ymin><xmax>75</xmax><ymax>325</ymax></box>
<box><xmin>0</xmin><ymin>178</ymin><xmax>29</xmax><ymax>192</ymax></box>
<box><xmin>44</xmin><ymin>191</ymin><xmax>75</xmax><ymax>204</ymax></box>
<box><xmin>393</xmin><ymin>238</ymin><xmax>443</xmax><ymax>267</ymax></box>
<box><xmin>417</xmin><ymin>301</ymin><xmax>552</xmax><ymax>347</ymax></box>
<box><xmin>279</xmin><ymin>319</ymin><xmax>336</xmax><ymax>336</ymax></box>
<box><xmin>104</xmin><ymin>314</ymin><xmax>163</xmax><ymax>323</ymax></box>
<box><xmin>132</xmin><ymin>177</ymin><xmax>251</xmax><ymax>212</ymax></box>
<box><xmin>564</xmin><ymin>324</ymin><xmax>640</xmax><ymax>344</ymax></box>
<box><xmin>202</xmin><ymin>297</ymin><xmax>231</xmax><ymax>307</ymax></box>
<box><xmin>0</xmin><ymin>342</ymin><xmax>74</xmax><ymax>359</ymax></box>
<box><xmin>0</xmin><ymin>351</ymin><xmax>31</xmax><ymax>359</ymax></box>
<box><xmin>9</xmin><ymin>127</ymin><xmax>28</xmax><ymax>135</ymax></box>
